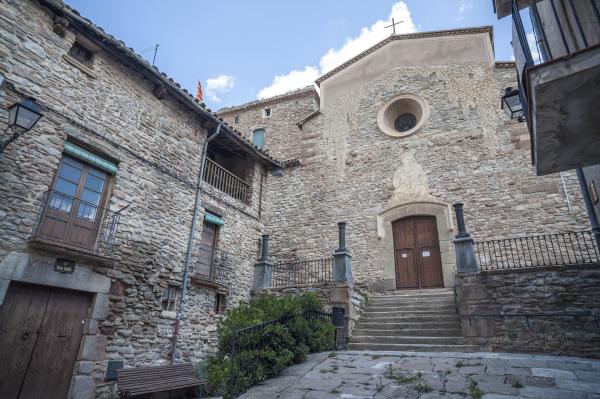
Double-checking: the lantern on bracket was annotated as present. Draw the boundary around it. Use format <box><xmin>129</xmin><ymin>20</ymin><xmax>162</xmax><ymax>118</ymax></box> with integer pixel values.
<box><xmin>501</xmin><ymin>87</ymin><xmax>524</xmax><ymax>122</ymax></box>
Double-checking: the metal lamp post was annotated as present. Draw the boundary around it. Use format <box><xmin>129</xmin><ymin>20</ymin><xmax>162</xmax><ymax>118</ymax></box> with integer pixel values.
<box><xmin>501</xmin><ymin>87</ymin><xmax>524</xmax><ymax>122</ymax></box>
<box><xmin>0</xmin><ymin>97</ymin><xmax>43</xmax><ymax>154</ymax></box>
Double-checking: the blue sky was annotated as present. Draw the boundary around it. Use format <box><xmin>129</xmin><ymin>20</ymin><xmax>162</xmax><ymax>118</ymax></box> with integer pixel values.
<box><xmin>67</xmin><ymin>1</ymin><xmax>513</xmax><ymax>108</ymax></box>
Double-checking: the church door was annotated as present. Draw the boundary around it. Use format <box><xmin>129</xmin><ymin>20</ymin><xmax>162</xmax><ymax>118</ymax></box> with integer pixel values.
<box><xmin>393</xmin><ymin>216</ymin><xmax>444</xmax><ymax>289</ymax></box>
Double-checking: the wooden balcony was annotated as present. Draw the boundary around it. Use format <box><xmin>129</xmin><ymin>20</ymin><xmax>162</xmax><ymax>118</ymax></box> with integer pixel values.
<box><xmin>29</xmin><ymin>190</ymin><xmax>122</xmax><ymax>261</ymax></box>
<box><xmin>506</xmin><ymin>0</ymin><xmax>600</xmax><ymax>174</ymax></box>
<box><xmin>202</xmin><ymin>158</ymin><xmax>249</xmax><ymax>203</ymax></box>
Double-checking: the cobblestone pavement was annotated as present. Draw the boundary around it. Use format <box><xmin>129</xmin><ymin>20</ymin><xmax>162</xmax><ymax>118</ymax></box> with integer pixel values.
<box><xmin>238</xmin><ymin>351</ymin><xmax>600</xmax><ymax>399</ymax></box>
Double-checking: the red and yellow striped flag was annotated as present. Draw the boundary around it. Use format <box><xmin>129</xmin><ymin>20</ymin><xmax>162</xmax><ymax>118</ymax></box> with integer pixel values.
<box><xmin>196</xmin><ymin>80</ymin><xmax>203</xmax><ymax>102</ymax></box>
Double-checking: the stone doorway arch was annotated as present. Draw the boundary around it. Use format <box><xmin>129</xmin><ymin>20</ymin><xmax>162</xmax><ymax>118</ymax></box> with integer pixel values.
<box><xmin>374</xmin><ymin>201</ymin><xmax>456</xmax><ymax>290</ymax></box>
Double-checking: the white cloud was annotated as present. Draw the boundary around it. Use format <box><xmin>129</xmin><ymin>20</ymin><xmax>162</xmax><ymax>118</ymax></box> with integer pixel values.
<box><xmin>257</xmin><ymin>66</ymin><xmax>320</xmax><ymax>99</ymax></box>
<box><xmin>257</xmin><ymin>1</ymin><xmax>417</xmax><ymax>99</ymax></box>
<box><xmin>319</xmin><ymin>2</ymin><xmax>416</xmax><ymax>73</ymax></box>
<box><xmin>457</xmin><ymin>1</ymin><xmax>473</xmax><ymax>21</ymax></box>
<box><xmin>206</xmin><ymin>74</ymin><xmax>235</xmax><ymax>103</ymax></box>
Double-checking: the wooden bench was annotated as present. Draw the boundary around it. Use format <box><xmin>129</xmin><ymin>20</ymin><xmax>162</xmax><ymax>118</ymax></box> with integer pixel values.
<box><xmin>116</xmin><ymin>363</ymin><xmax>206</xmax><ymax>398</ymax></box>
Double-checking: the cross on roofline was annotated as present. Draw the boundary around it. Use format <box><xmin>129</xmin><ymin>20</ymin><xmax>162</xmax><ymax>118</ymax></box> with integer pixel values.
<box><xmin>385</xmin><ymin>18</ymin><xmax>404</xmax><ymax>35</ymax></box>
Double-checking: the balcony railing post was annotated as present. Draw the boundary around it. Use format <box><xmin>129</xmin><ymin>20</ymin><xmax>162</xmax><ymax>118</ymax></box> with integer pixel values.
<box><xmin>253</xmin><ymin>235</ymin><xmax>272</xmax><ymax>289</ymax></box>
<box><xmin>452</xmin><ymin>203</ymin><xmax>479</xmax><ymax>273</ymax></box>
<box><xmin>332</xmin><ymin>222</ymin><xmax>352</xmax><ymax>283</ymax></box>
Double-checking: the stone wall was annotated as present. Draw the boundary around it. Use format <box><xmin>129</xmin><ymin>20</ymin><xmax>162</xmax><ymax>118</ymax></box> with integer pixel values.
<box><xmin>455</xmin><ymin>264</ymin><xmax>600</xmax><ymax>358</ymax></box>
<box><xmin>229</xmin><ymin>62</ymin><xmax>589</xmax><ymax>290</ymax></box>
<box><xmin>220</xmin><ymin>88</ymin><xmax>319</xmax><ymax>162</ymax></box>
<box><xmin>0</xmin><ymin>1</ymin><xmax>267</xmax><ymax>397</ymax></box>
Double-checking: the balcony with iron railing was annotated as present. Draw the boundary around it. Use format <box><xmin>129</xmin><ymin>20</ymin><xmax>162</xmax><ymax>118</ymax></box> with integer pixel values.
<box><xmin>202</xmin><ymin>158</ymin><xmax>250</xmax><ymax>204</ymax></box>
<box><xmin>189</xmin><ymin>246</ymin><xmax>231</xmax><ymax>291</ymax></box>
<box><xmin>29</xmin><ymin>190</ymin><xmax>123</xmax><ymax>261</ymax></box>
<box><xmin>501</xmin><ymin>0</ymin><xmax>600</xmax><ymax>175</ymax></box>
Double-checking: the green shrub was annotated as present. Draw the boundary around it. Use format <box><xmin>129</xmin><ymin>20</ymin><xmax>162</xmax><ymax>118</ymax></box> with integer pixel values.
<box><xmin>202</xmin><ymin>292</ymin><xmax>335</xmax><ymax>397</ymax></box>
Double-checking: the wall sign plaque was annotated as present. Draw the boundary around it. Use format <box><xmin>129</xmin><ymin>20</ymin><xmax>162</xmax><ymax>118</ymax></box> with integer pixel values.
<box><xmin>54</xmin><ymin>258</ymin><xmax>75</xmax><ymax>274</ymax></box>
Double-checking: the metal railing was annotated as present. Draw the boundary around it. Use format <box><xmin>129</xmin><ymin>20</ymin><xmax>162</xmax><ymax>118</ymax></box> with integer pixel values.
<box><xmin>190</xmin><ymin>247</ymin><xmax>231</xmax><ymax>286</ymax></box>
<box><xmin>271</xmin><ymin>257</ymin><xmax>333</xmax><ymax>287</ymax></box>
<box><xmin>30</xmin><ymin>190</ymin><xmax>123</xmax><ymax>255</ymax></box>
<box><xmin>202</xmin><ymin>158</ymin><xmax>249</xmax><ymax>203</ymax></box>
<box><xmin>475</xmin><ymin>231</ymin><xmax>600</xmax><ymax>271</ymax></box>
<box><xmin>228</xmin><ymin>309</ymin><xmax>337</xmax><ymax>397</ymax></box>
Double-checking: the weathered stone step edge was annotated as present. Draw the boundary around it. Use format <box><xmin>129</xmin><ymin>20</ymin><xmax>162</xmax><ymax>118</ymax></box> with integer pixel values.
<box><xmin>371</xmin><ymin>289</ymin><xmax>453</xmax><ymax>295</ymax></box>
<box><xmin>352</xmin><ymin>328</ymin><xmax>462</xmax><ymax>337</ymax></box>
<box><xmin>372</xmin><ymin>292</ymin><xmax>454</xmax><ymax>298</ymax></box>
<box><xmin>362</xmin><ymin>308</ymin><xmax>456</xmax><ymax>316</ymax></box>
<box><xmin>350</xmin><ymin>336</ymin><xmax>469</xmax><ymax>345</ymax></box>
<box><xmin>347</xmin><ymin>343</ymin><xmax>480</xmax><ymax>352</ymax></box>
<box><xmin>366</xmin><ymin>303</ymin><xmax>456</xmax><ymax>312</ymax></box>
<box><xmin>355</xmin><ymin>322</ymin><xmax>461</xmax><ymax>329</ymax></box>
<box><xmin>360</xmin><ymin>315</ymin><xmax>460</xmax><ymax>321</ymax></box>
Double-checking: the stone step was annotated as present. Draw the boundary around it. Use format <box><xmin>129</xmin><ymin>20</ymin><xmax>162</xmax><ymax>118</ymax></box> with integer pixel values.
<box><xmin>370</xmin><ymin>297</ymin><xmax>454</xmax><ymax>304</ymax></box>
<box><xmin>362</xmin><ymin>306</ymin><xmax>456</xmax><ymax>316</ymax></box>
<box><xmin>372</xmin><ymin>290</ymin><xmax>454</xmax><ymax>299</ymax></box>
<box><xmin>368</xmin><ymin>298</ymin><xmax>455</xmax><ymax>306</ymax></box>
<box><xmin>350</xmin><ymin>335</ymin><xmax>469</xmax><ymax>345</ymax></box>
<box><xmin>355</xmin><ymin>321</ymin><xmax>461</xmax><ymax>330</ymax></box>
<box><xmin>347</xmin><ymin>342</ymin><xmax>480</xmax><ymax>352</ymax></box>
<box><xmin>359</xmin><ymin>315</ymin><xmax>460</xmax><ymax>323</ymax></box>
<box><xmin>352</xmin><ymin>328</ymin><xmax>462</xmax><ymax>337</ymax></box>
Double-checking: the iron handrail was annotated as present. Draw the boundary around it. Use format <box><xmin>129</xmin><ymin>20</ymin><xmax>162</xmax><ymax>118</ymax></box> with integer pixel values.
<box><xmin>228</xmin><ymin>309</ymin><xmax>336</xmax><ymax>397</ymax></box>
<box><xmin>271</xmin><ymin>257</ymin><xmax>333</xmax><ymax>287</ymax></box>
<box><xmin>475</xmin><ymin>230</ymin><xmax>600</xmax><ymax>270</ymax></box>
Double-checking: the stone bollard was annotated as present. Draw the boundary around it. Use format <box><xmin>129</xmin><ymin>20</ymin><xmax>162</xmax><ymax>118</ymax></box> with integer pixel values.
<box><xmin>452</xmin><ymin>203</ymin><xmax>479</xmax><ymax>273</ymax></box>
<box><xmin>332</xmin><ymin>222</ymin><xmax>353</xmax><ymax>283</ymax></box>
<box><xmin>253</xmin><ymin>234</ymin><xmax>273</xmax><ymax>289</ymax></box>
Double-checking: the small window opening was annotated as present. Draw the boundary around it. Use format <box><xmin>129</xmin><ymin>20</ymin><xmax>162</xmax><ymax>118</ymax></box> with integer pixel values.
<box><xmin>253</xmin><ymin>128</ymin><xmax>265</xmax><ymax>149</ymax></box>
<box><xmin>69</xmin><ymin>41</ymin><xmax>94</xmax><ymax>67</ymax></box>
<box><xmin>263</xmin><ymin>108</ymin><xmax>271</xmax><ymax>118</ymax></box>
<box><xmin>234</xmin><ymin>115</ymin><xmax>240</xmax><ymax>124</ymax></box>
<box><xmin>161</xmin><ymin>285</ymin><xmax>178</xmax><ymax>311</ymax></box>
<box><xmin>215</xmin><ymin>293</ymin><xmax>226</xmax><ymax>314</ymax></box>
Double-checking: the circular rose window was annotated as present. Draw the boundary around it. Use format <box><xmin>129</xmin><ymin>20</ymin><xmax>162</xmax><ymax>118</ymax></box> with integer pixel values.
<box><xmin>377</xmin><ymin>94</ymin><xmax>429</xmax><ymax>138</ymax></box>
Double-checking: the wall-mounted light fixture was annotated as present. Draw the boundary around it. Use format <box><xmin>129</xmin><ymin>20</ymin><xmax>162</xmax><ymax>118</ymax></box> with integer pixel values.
<box><xmin>0</xmin><ymin>97</ymin><xmax>44</xmax><ymax>155</ymax></box>
<box><xmin>501</xmin><ymin>87</ymin><xmax>524</xmax><ymax>122</ymax></box>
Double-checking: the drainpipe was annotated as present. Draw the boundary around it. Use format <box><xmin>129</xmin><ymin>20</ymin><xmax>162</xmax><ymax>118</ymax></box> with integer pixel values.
<box><xmin>170</xmin><ymin>123</ymin><xmax>222</xmax><ymax>363</ymax></box>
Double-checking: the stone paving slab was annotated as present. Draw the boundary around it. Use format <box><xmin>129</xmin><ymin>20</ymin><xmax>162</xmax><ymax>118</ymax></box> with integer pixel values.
<box><xmin>237</xmin><ymin>351</ymin><xmax>600</xmax><ymax>399</ymax></box>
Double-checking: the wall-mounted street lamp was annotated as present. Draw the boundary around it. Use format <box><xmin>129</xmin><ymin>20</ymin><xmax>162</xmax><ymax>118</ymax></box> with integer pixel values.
<box><xmin>501</xmin><ymin>87</ymin><xmax>524</xmax><ymax>122</ymax></box>
<box><xmin>0</xmin><ymin>97</ymin><xmax>44</xmax><ymax>154</ymax></box>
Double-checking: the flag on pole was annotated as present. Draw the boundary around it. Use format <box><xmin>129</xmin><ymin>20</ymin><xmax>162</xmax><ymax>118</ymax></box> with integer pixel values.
<box><xmin>196</xmin><ymin>80</ymin><xmax>203</xmax><ymax>102</ymax></box>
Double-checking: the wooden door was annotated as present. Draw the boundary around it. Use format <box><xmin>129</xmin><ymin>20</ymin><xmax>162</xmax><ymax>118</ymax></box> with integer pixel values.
<box><xmin>197</xmin><ymin>221</ymin><xmax>217</xmax><ymax>278</ymax></box>
<box><xmin>393</xmin><ymin>216</ymin><xmax>444</xmax><ymax>289</ymax></box>
<box><xmin>0</xmin><ymin>283</ymin><xmax>91</xmax><ymax>399</ymax></box>
<box><xmin>39</xmin><ymin>155</ymin><xmax>108</xmax><ymax>249</ymax></box>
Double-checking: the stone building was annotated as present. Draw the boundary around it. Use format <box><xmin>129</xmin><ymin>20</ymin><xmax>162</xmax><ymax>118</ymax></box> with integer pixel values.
<box><xmin>0</xmin><ymin>0</ymin><xmax>282</xmax><ymax>398</ymax></box>
<box><xmin>220</xmin><ymin>27</ymin><xmax>589</xmax><ymax>291</ymax></box>
<box><xmin>0</xmin><ymin>0</ymin><xmax>597</xmax><ymax>398</ymax></box>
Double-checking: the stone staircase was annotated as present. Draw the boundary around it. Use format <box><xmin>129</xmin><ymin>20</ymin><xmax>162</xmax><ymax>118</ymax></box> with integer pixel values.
<box><xmin>349</xmin><ymin>288</ymin><xmax>480</xmax><ymax>352</ymax></box>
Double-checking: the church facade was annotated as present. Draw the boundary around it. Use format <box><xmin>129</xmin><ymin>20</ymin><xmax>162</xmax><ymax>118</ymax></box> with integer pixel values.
<box><xmin>0</xmin><ymin>0</ymin><xmax>595</xmax><ymax>396</ymax></box>
<box><xmin>219</xmin><ymin>26</ymin><xmax>589</xmax><ymax>291</ymax></box>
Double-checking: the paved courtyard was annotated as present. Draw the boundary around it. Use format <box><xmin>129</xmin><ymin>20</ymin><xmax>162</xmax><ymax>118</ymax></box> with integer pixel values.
<box><xmin>238</xmin><ymin>351</ymin><xmax>600</xmax><ymax>399</ymax></box>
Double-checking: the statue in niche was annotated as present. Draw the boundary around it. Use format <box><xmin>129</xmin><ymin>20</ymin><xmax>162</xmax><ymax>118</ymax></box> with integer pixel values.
<box><xmin>391</xmin><ymin>149</ymin><xmax>435</xmax><ymax>203</ymax></box>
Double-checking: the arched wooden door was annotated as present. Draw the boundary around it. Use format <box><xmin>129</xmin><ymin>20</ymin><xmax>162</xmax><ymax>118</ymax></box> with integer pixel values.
<box><xmin>393</xmin><ymin>215</ymin><xmax>444</xmax><ymax>289</ymax></box>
